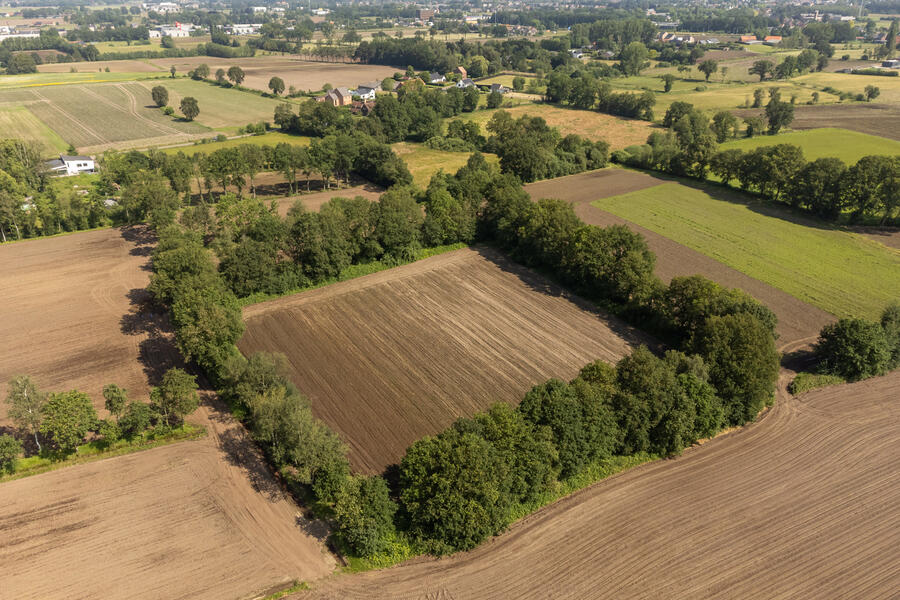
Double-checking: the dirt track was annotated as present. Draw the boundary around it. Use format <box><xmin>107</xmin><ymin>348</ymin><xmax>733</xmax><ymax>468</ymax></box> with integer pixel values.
<box><xmin>299</xmin><ymin>368</ymin><xmax>900</xmax><ymax>599</ymax></box>
<box><xmin>240</xmin><ymin>247</ymin><xmax>652</xmax><ymax>474</ymax></box>
<box><xmin>525</xmin><ymin>169</ymin><xmax>835</xmax><ymax>344</ymax></box>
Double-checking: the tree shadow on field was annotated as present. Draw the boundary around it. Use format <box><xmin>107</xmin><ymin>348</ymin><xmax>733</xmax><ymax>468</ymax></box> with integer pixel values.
<box><xmin>472</xmin><ymin>245</ymin><xmax>658</xmax><ymax>350</ymax></box>
<box><xmin>119</xmin><ymin>289</ymin><xmax>183</xmax><ymax>387</ymax></box>
<box><xmin>216</xmin><ymin>425</ymin><xmax>287</xmax><ymax>502</ymax></box>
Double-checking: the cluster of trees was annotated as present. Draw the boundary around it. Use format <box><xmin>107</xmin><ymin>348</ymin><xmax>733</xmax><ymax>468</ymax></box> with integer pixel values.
<box><xmin>747</xmin><ymin>49</ymin><xmax>829</xmax><ymax>82</ymax></box>
<box><xmin>150</xmin><ymin>85</ymin><xmax>199</xmax><ymax>121</ymax></box>
<box><xmin>712</xmin><ymin>148</ymin><xmax>900</xmax><ymax>223</ymax></box>
<box><xmin>812</xmin><ymin>304</ymin><xmax>900</xmax><ymax>381</ymax></box>
<box><xmin>1</xmin><ymin>371</ymin><xmax>199</xmax><ymax>473</ymax></box>
<box><xmin>484</xmin><ymin>111</ymin><xmax>609</xmax><ymax>182</ymax></box>
<box><xmin>545</xmin><ymin>69</ymin><xmax>656</xmax><ymax>120</ymax></box>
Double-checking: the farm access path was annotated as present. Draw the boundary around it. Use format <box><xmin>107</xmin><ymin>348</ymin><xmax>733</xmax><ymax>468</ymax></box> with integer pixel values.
<box><xmin>0</xmin><ymin>227</ymin><xmax>334</xmax><ymax>600</ymax></box>
<box><xmin>299</xmin><ymin>366</ymin><xmax>900</xmax><ymax>599</ymax></box>
<box><xmin>524</xmin><ymin>169</ymin><xmax>835</xmax><ymax>345</ymax></box>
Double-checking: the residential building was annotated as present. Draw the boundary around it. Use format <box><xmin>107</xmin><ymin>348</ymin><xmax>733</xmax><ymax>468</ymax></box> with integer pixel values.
<box><xmin>324</xmin><ymin>87</ymin><xmax>353</xmax><ymax>106</ymax></box>
<box><xmin>354</xmin><ymin>82</ymin><xmax>380</xmax><ymax>100</ymax></box>
<box><xmin>456</xmin><ymin>78</ymin><xmax>476</xmax><ymax>88</ymax></box>
<box><xmin>44</xmin><ymin>155</ymin><xmax>95</xmax><ymax>176</ymax></box>
<box><xmin>429</xmin><ymin>72</ymin><xmax>446</xmax><ymax>83</ymax></box>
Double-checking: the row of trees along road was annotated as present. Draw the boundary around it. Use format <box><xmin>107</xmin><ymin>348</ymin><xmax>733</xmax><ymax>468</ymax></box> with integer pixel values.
<box><xmin>144</xmin><ymin>144</ymin><xmax>780</xmax><ymax>559</ymax></box>
<box><xmin>1</xmin><ymin>370</ymin><xmax>200</xmax><ymax>475</ymax></box>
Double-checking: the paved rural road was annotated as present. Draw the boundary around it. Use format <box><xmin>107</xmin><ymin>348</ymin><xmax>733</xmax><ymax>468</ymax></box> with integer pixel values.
<box><xmin>298</xmin><ymin>367</ymin><xmax>900</xmax><ymax>599</ymax></box>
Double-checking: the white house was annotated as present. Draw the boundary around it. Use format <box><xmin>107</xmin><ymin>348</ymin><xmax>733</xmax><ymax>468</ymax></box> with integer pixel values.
<box><xmin>45</xmin><ymin>155</ymin><xmax>95</xmax><ymax>176</ymax></box>
<box><xmin>354</xmin><ymin>81</ymin><xmax>380</xmax><ymax>100</ymax></box>
<box><xmin>429</xmin><ymin>72</ymin><xmax>446</xmax><ymax>83</ymax></box>
<box><xmin>456</xmin><ymin>78</ymin><xmax>476</xmax><ymax>88</ymax></box>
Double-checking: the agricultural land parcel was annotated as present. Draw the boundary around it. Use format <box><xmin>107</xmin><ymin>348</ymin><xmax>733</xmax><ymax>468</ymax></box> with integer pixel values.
<box><xmin>0</xmin><ymin>227</ymin><xmax>334</xmax><ymax>599</ymax></box>
<box><xmin>524</xmin><ymin>169</ymin><xmax>834</xmax><ymax>345</ymax></box>
<box><xmin>592</xmin><ymin>179</ymin><xmax>900</xmax><ymax>320</ymax></box>
<box><xmin>392</xmin><ymin>141</ymin><xmax>500</xmax><ymax>187</ymax></box>
<box><xmin>41</xmin><ymin>56</ymin><xmax>401</xmax><ymax>95</ymax></box>
<box><xmin>0</xmin><ymin>82</ymin><xmax>210</xmax><ymax>153</ymax></box>
<box><xmin>302</xmin><ymin>370</ymin><xmax>900</xmax><ymax>599</ymax></box>
<box><xmin>720</xmin><ymin>127</ymin><xmax>900</xmax><ymax>164</ymax></box>
<box><xmin>239</xmin><ymin>246</ymin><xmax>651</xmax><ymax>474</ymax></box>
<box><xmin>456</xmin><ymin>102</ymin><xmax>658</xmax><ymax>150</ymax></box>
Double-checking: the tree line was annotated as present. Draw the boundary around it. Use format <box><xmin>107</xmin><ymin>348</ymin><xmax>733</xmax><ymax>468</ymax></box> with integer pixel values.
<box><xmin>611</xmin><ymin>100</ymin><xmax>900</xmax><ymax>225</ymax></box>
<box><xmin>1</xmin><ymin>370</ymin><xmax>200</xmax><ymax>475</ymax></box>
<box><xmin>146</xmin><ymin>149</ymin><xmax>781</xmax><ymax>560</ymax></box>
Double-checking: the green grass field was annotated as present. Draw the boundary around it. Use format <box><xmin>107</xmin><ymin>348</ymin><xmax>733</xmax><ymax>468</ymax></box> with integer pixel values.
<box><xmin>141</xmin><ymin>78</ymin><xmax>286</xmax><ymax>130</ymax></box>
<box><xmin>796</xmin><ymin>71</ymin><xmax>900</xmax><ymax>103</ymax></box>
<box><xmin>0</xmin><ymin>104</ymin><xmax>69</xmax><ymax>152</ymax></box>
<box><xmin>161</xmin><ymin>131</ymin><xmax>311</xmax><ymax>156</ymax></box>
<box><xmin>594</xmin><ymin>181</ymin><xmax>900</xmax><ymax>320</ymax></box>
<box><xmin>720</xmin><ymin>128</ymin><xmax>900</xmax><ymax>164</ymax></box>
<box><xmin>391</xmin><ymin>142</ymin><xmax>499</xmax><ymax>187</ymax></box>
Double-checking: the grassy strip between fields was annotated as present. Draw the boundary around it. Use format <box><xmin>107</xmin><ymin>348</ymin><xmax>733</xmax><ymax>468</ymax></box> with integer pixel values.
<box><xmin>238</xmin><ymin>242</ymin><xmax>467</xmax><ymax>307</ymax></box>
<box><xmin>260</xmin><ymin>581</ymin><xmax>311</xmax><ymax>600</ymax></box>
<box><xmin>0</xmin><ymin>423</ymin><xmax>206</xmax><ymax>483</ymax></box>
<box><xmin>788</xmin><ymin>372</ymin><xmax>847</xmax><ymax>395</ymax></box>
<box><xmin>339</xmin><ymin>452</ymin><xmax>656</xmax><ymax>573</ymax></box>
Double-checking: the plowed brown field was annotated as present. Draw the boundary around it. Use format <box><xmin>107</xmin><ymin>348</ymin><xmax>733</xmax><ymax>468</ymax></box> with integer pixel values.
<box><xmin>0</xmin><ymin>227</ymin><xmax>165</xmax><ymax>414</ymax></box>
<box><xmin>299</xmin><ymin>369</ymin><xmax>900</xmax><ymax>599</ymax></box>
<box><xmin>0</xmin><ymin>227</ymin><xmax>335</xmax><ymax>599</ymax></box>
<box><xmin>239</xmin><ymin>247</ymin><xmax>652</xmax><ymax>474</ymax></box>
<box><xmin>524</xmin><ymin>169</ymin><xmax>834</xmax><ymax>344</ymax></box>
<box><xmin>0</xmin><ymin>400</ymin><xmax>335</xmax><ymax>600</ymax></box>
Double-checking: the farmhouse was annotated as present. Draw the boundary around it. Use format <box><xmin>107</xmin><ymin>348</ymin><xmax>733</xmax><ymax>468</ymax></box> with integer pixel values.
<box><xmin>354</xmin><ymin>82</ymin><xmax>380</xmax><ymax>100</ymax></box>
<box><xmin>456</xmin><ymin>78</ymin><xmax>476</xmax><ymax>88</ymax></box>
<box><xmin>44</xmin><ymin>155</ymin><xmax>95</xmax><ymax>176</ymax></box>
<box><xmin>490</xmin><ymin>83</ymin><xmax>509</xmax><ymax>94</ymax></box>
<box><xmin>429</xmin><ymin>72</ymin><xmax>446</xmax><ymax>83</ymax></box>
<box><xmin>323</xmin><ymin>87</ymin><xmax>353</xmax><ymax>106</ymax></box>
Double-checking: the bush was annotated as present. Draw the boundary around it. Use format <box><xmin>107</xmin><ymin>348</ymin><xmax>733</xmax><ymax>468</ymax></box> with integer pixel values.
<box><xmin>0</xmin><ymin>434</ymin><xmax>23</xmax><ymax>474</ymax></box>
<box><xmin>788</xmin><ymin>373</ymin><xmax>845</xmax><ymax>395</ymax></box>
<box><xmin>814</xmin><ymin>318</ymin><xmax>890</xmax><ymax>380</ymax></box>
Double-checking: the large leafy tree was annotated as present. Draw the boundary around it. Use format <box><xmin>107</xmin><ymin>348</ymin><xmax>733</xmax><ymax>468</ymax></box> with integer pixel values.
<box><xmin>40</xmin><ymin>391</ymin><xmax>98</xmax><ymax>454</ymax></box>
<box><xmin>227</xmin><ymin>65</ymin><xmax>245</xmax><ymax>85</ymax></box>
<box><xmin>150</xmin><ymin>368</ymin><xmax>200</xmax><ymax>425</ymax></box>
<box><xmin>333</xmin><ymin>475</ymin><xmax>398</xmax><ymax>557</ymax></box>
<box><xmin>619</xmin><ymin>41</ymin><xmax>649</xmax><ymax>76</ymax></box>
<box><xmin>691</xmin><ymin>313</ymin><xmax>780</xmax><ymax>425</ymax></box>
<box><xmin>151</xmin><ymin>85</ymin><xmax>168</xmax><ymax>107</ymax></box>
<box><xmin>399</xmin><ymin>429</ymin><xmax>509</xmax><ymax>552</ymax></box>
<box><xmin>180</xmin><ymin>96</ymin><xmax>199</xmax><ymax>121</ymax></box>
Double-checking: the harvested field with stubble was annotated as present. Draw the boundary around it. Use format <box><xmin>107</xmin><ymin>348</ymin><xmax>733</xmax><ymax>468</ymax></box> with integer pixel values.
<box><xmin>239</xmin><ymin>246</ymin><xmax>651</xmax><ymax>474</ymax></box>
<box><xmin>301</xmin><ymin>369</ymin><xmax>900</xmax><ymax>600</ymax></box>
<box><xmin>0</xmin><ymin>82</ymin><xmax>209</xmax><ymax>153</ymax></box>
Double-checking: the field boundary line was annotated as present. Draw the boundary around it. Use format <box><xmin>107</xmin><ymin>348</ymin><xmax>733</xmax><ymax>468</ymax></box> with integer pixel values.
<box><xmin>29</xmin><ymin>88</ymin><xmax>106</xmax><ymax>145</ymax></box>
